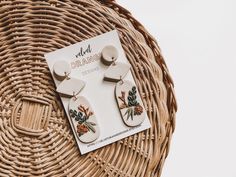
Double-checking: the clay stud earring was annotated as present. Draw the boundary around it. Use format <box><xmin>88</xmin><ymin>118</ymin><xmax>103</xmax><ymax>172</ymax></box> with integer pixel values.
<box><xmin>53</xmin><ymin>60</ymin><xmax>100</xmax><ymax>143</ymax></box>
<box><xmin>101</xmin><ymin>46</ymin><xmax>145</xmax><ymax>127</ymax></box>
<box><xmin>101</xmin><ymin>45</ymin><xmax>119</xmax><ymax>65</ymax></box>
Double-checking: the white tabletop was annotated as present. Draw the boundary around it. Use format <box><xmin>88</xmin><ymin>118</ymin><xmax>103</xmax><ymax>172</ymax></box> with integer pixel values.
<box><xmin>117</xmin><ymin>1</ymin><xmax>236</xmax><ymax>177</ymax></box>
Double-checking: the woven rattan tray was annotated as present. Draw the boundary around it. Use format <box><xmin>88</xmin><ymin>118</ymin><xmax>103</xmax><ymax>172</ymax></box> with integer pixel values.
<box><xmin>0</xmin><ymin>0</ymin><xmax>177</xmax><ymax>176</ymax></box>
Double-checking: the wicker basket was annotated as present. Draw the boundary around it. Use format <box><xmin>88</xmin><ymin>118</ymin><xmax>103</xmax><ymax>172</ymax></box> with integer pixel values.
<box><xmin>0</xmin><ymin>0</ymin><xmax>177</xmax><ymax>176</ymax></box>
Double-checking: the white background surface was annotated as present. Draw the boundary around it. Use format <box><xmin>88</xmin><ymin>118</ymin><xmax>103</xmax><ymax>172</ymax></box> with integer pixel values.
<box><xmin>117</xmin><ymin>1</ymin><xmax>236</xmax><ymax>177</ymax></box>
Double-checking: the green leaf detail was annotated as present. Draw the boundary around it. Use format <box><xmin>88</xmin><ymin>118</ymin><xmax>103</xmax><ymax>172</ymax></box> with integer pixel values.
<box><xmin>127</xmin><ymin>86</ymin><xmax>139</xmax><ymax>107</ymax></box>
<box><xmin>69</xmin><ymin>109</ymin><xmax>77</xmax><ymax>118</ymax></box>
<box><xmin>86</xmin><ymin>121</ymin><xmax>97</xmax><ymax>126</ymax></box>
<box><xmin>124</xmin><ymin>107</ymin><xmax>134</xmax><ymax>120</ymax></box>
<box><xmin>71</xmin><ymin>106</ymin><xmax>97</xmax><ymax>136</ymax></box>
<box><xmin>120</xmin><ymin>86</ymin><xmax>142</xmax><ymax>121</ymax></box>
<box><xmin>130</xmin><ymin>108</ymin><xmax>134</xmax><ymax>120</ymax></box>
<box><xmin>84</xmin><ymin>122</ymin><xmax>96</xmax><ymax>133</ymax></box>
<box><xmin>132</xmin><ymin>86</ymin><xmax>136</xmax><ymax>92</ymax></box>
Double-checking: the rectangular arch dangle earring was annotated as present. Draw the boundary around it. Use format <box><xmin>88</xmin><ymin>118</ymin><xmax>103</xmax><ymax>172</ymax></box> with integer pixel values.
<box><xmin>53</xmin><ymin>60</ymin><xmax>100</xmax><ymax>143</ymax></box>
<box><xmin>101</xmin><ymin>45</ymin><xmax>145</xmax><ymax>127</ymax></box>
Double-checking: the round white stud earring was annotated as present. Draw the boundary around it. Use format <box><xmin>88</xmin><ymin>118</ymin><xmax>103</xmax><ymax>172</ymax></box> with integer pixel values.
<box><xmin>53</xmin><ymin>60</ymin><xmax>71</xmax><ymax>81</ymax></box>
<box><xmin>101</xmin><ymin>45</ymin><xmax>119</xmax><ymax>65</ymax></box>
<box><xmin>53</xmin><ymin>60</ymin><xmax>100</xmax><ymax>143</ymax></box>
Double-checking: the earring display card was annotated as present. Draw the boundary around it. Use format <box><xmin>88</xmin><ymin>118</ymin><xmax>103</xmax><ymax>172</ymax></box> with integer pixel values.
<box><xmin>45</xmin><ymin>30</ymin><xmax>151</xmax><ymax>154</ymax></box>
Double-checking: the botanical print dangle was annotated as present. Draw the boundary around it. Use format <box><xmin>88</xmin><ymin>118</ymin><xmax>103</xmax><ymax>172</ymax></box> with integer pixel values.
<box><xmin>115</xmin><ymin>80</ymin><xmax>145</xmax><ymax>127</ymax></box>
<box><xmin>53</xmin><ymin>60</ymin><xmax>100</xmax><ymax>143</ymax></box>
<box><xmin>69</xmin><ymin>96</ymin><xmax>100</xmax><ymax>143</ymax></box>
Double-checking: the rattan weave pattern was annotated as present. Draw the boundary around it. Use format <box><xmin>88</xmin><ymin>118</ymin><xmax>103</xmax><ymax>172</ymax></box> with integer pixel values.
<box><xmin>0</xmin><ymin>0</ymin><xmax>177</xmax><ymax>176</ymax></box>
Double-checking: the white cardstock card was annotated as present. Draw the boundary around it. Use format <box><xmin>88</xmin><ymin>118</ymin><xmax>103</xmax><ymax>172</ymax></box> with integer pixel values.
<box><xmin>45</xmin><ymin>30</ymin><xmax>151</xmax><ymax>154</ymax></box>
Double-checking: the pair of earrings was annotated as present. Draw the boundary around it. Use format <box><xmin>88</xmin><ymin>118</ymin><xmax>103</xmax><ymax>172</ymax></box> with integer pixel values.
<box><xmin>53</xmin><ymin>45</ymin><xmax>145</xmax><ymax>144</ymax></box>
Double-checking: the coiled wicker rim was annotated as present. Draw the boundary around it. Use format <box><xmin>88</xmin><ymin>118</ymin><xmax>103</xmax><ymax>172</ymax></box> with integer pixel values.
<box><xmin>0</xmin><ymin>0</ymin><xmax>177</xmax><ymax>177</ymax></box>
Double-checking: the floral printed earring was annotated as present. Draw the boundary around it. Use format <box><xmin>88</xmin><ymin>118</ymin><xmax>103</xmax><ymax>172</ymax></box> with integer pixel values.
<box><xmin>102</xmin><ymin>46</ymin><xmax>145</xmax><ymax>127</ymax></box>
<box><xmin>53</xmin><ymin>60</ymin><xmax>100</xmax><ymax>143</ymax></box>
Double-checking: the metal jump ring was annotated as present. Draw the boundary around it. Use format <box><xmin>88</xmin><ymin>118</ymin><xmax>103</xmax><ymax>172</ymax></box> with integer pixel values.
<box><xmin>64</xmin><ymin>72</ymin><xmax>70</xmax><ymax>79</ymax></box>
<box><xmin>72</xmin><ymin>91</ymin><xmax>80</xmax><ymax>100</ymax></box>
